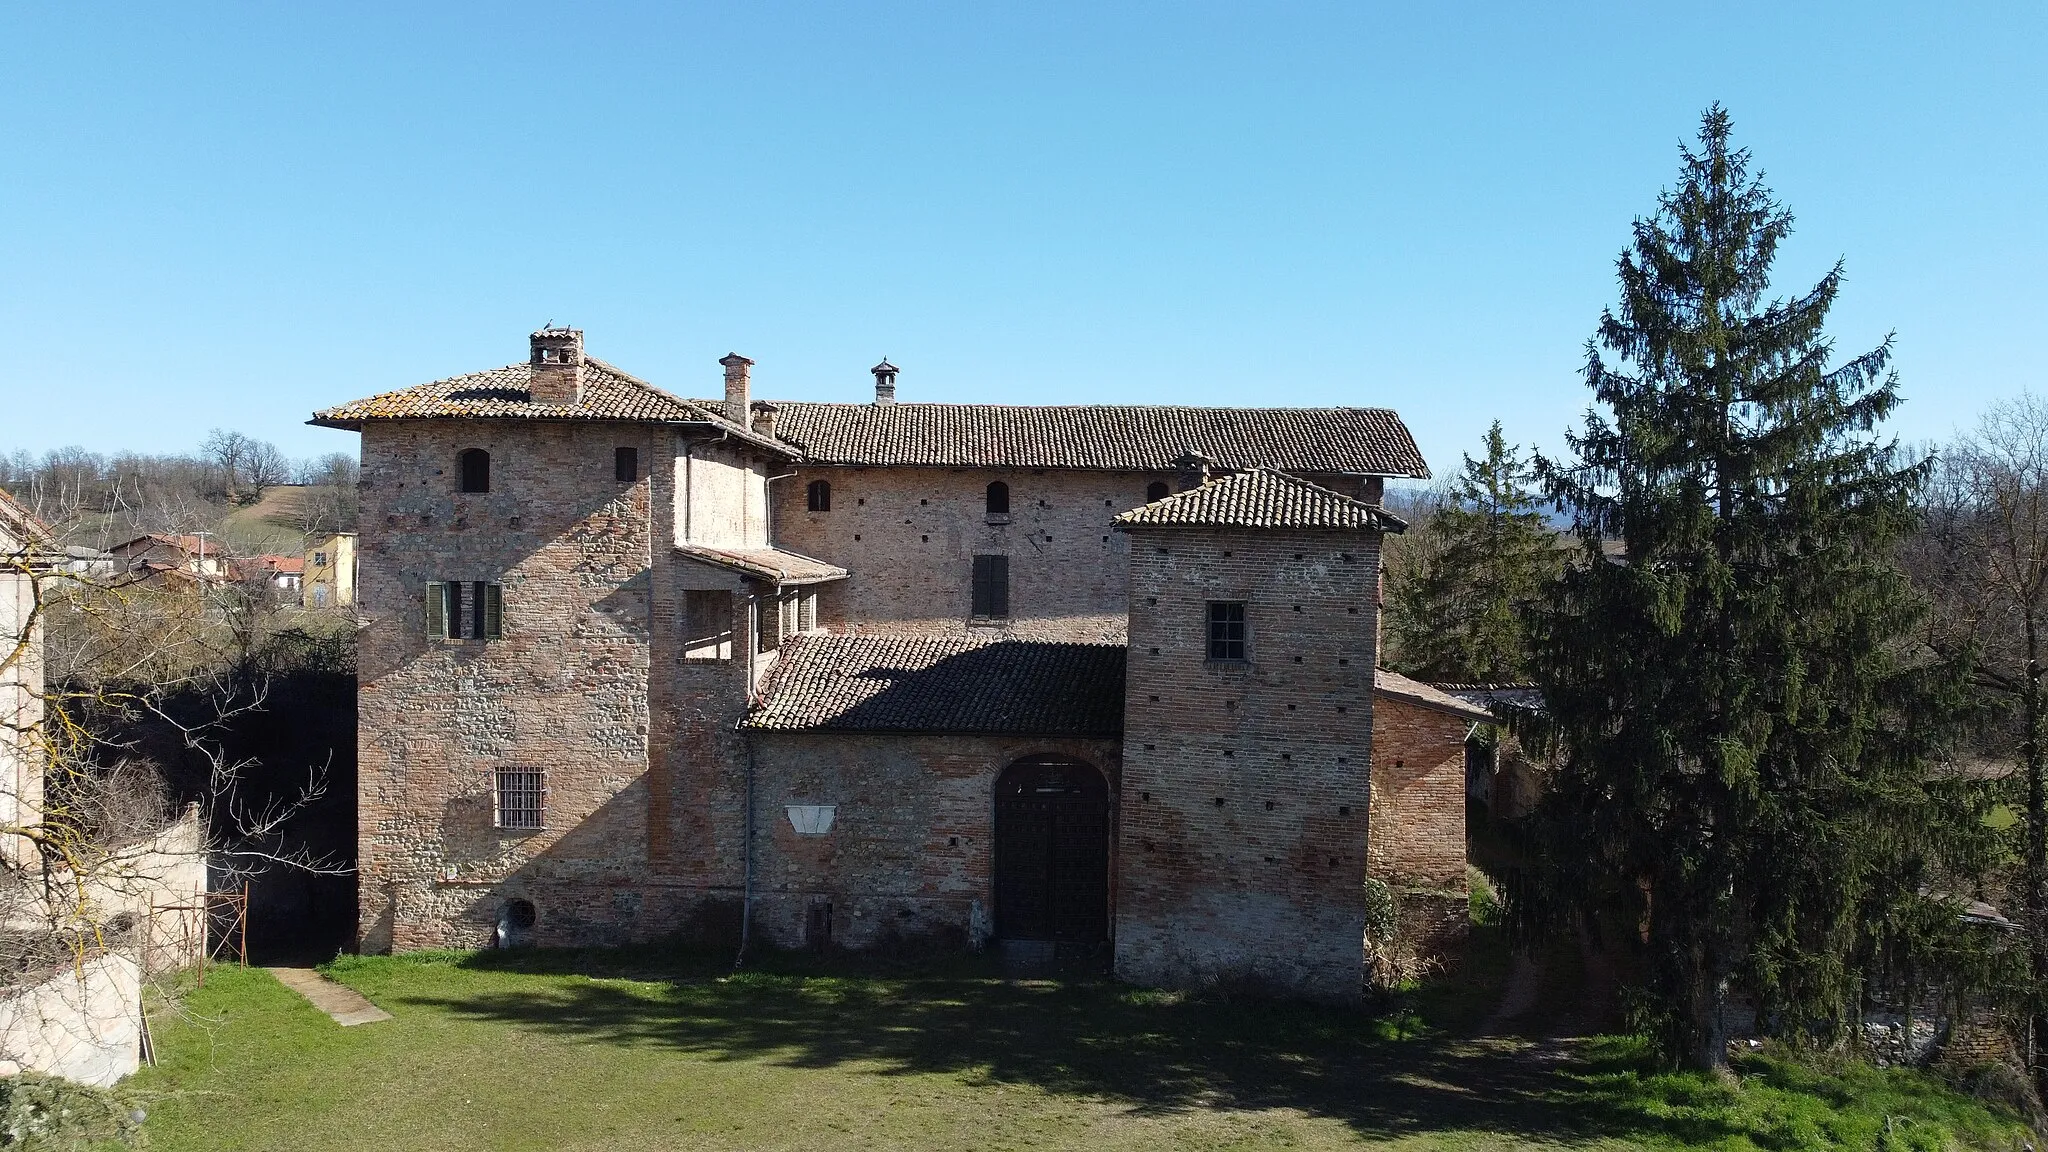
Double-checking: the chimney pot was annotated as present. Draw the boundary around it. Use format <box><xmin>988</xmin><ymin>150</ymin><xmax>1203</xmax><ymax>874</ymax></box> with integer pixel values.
<box><xmin>720</xmin><ymin>353</ymin><xmax>754</xmax><ymax>422</ymax></box>
<box><xmin>1173</xmin><ymin>451</ymin><xmax>1214</xmax><ymax>492</ymax></box>
<box><xmin>871</xmin><ymin>359</ymin><xmax>898</xmax><ymax>406</ymax></box>
<box><xmin>528</xmin><ymin>327</ymin><xmax>585</xmax><ymax>405</ymax></box>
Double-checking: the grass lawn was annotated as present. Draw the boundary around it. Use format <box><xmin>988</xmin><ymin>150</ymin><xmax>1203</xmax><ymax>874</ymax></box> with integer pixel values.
<box><xmin>122</xmin><ymin>943</ymin><xmax>2032</xmax><ymax>1151</ymax></box>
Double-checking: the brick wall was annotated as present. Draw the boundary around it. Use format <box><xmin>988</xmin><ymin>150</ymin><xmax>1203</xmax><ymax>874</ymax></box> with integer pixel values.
<box><xmin>1367</xmin><ymin>694</ymin><xmax>1470</xmax><ymax>891</ymax></box>
<box><xmin>1115</xmin><ymin>526</ymin><xmax>1383</xmax><ymax>999</ymax></box>
<box><xmin>356</xmin><ymin>419</ymin><xmax>767</xmax><ymax>951</ymax></box>
<box><xmin>771</xmin><ymin>467</ymin><xmax>1170</xmax><ymax>641</ymax></box>
<box><xmin>747</xmin><ymin>732</ymin><xmax>1121</xmax><ymax>950</ymax></box>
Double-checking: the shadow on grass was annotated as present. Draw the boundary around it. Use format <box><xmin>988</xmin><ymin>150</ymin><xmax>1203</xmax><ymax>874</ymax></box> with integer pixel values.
<box><xmin>354</xmin><ymin>942</ymin><xmax>1754</xmax><ymax>1147</ymax></box>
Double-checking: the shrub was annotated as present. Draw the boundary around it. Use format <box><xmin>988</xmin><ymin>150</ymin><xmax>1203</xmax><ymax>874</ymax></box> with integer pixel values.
<box><xmin>0</xmin><ymin>1072</ymin><xmax>140</xmax><ymax>1149</ymax></box>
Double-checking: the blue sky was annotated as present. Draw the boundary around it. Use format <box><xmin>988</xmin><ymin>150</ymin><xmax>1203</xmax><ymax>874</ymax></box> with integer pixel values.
<box><xmin>3</xmin><ymin>3</ymin><xmax>2041</xmax><ymax>479</ymax></box>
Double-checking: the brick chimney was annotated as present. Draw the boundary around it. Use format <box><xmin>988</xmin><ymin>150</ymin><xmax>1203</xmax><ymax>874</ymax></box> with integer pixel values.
<box><xmin>750</xmin><ymin>401</ymin><xmax>779</xmax><ymax>439</ymax></box>
<box><xmin>720</xmin><ymin>353</ymin><xmax>754</xmax><ymax>422</ymax></box>
<box><xmin>871</xmin><ymin>359</ymin><xmax>898</xmax><ymax>406</ymax></box>
<box><xmin>1174</xmin><ymin>451</ymin><xmax>1213</xmax><ymax>492</ymax></box>
<box><xmin>529</xmin><ymin>327</ymin><xmax>585</xmax><ymax>405</ymax></box>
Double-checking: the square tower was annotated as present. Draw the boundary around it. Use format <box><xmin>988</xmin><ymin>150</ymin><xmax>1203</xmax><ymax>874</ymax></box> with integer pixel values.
<box><xmin>1112</xmin><ymin>469</ymin><xmax>1403</xmax><ymax>999</ymax></box>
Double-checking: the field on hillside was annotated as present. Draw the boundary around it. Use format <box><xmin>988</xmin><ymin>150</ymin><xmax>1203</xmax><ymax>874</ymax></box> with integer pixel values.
<box><xmin>121</xmin><ymin>944</ymin><xmax>2032</xmax><ymax>1151</ymax></box>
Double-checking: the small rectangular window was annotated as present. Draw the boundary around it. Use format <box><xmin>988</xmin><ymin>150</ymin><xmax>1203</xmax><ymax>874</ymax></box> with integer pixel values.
<box><xmin>427</xmin><ymin>580</ymin><xmax>499</xmax><ymax>640</ymax></box>
<box><xmin>684</xmin><ymin>589</ymin><xmax>734</xmax><ymax>660</ymax></box>
<box><xmin>314</xmin><ymin>551</ymin><xmax>327</xmax><ymax>566</ymax></box>
<box><xmin>971</xmin><ymin>554</ymin><xmax>1010</xmax><ymax>618</ymax></box>
<box><xmin>495</xmin><ymin>767</ymin><xmax>544</xmax><ymax>830</ymax></box>
<box><xmin>615</xmin><ymin>446</ymin><xmax>638</xmax><ymax>482</ymax></box>
<box><xmin>1207</xmin><ymin>600</ymin><xmax>1247</xmax><ymax>661</ymax></box>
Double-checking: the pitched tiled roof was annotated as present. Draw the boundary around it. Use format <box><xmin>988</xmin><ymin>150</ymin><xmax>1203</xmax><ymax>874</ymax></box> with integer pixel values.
<box><xmin>0</xmin><ymin>488</ymin><xmax>52</xmax><ymax>551</ymax></box>
<box><xmin>1113</xmin><ymin>469</ymin><xmax>1407</xmax><ymax>531</ymax></box>
<box><xmin>746</xmin><ymin>634</ymin><xmax>1126</xmax><ymax>736</ymax></box>
<box><xmin>1434</xmin><ymin>682</ymin><xmax>1546</xmax><ymax>715</ymax></box>
<box><xmin>675</xmin><ymin>544</ymin><xmax>848</xmax><ymax>586</ymax></box>
<box><xmin>311</xmin><ymin>358</ymin><xmax>790</xmax><ymax>454</ymax></box>
<box><xmin>1375</xmin><ymin>670</ymin><xmax>1498</xmax><ymax>722</ymax></box>
<box><xmin>757</xmin><ymin>402</ymin><xmax>1429</xmax><ymax>477</ymax></box>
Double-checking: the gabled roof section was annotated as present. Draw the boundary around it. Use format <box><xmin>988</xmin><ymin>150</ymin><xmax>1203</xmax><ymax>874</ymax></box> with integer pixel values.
<box><xmin>746</xmin><ymin>634</ymin><xmax>1126</xmax><ymax>736</ymax></box>
<box><xmin>758</xmin><ymin>402</ymin><xmax>1429</xmax><ymax>477</ymax></box>
<box><xmin>311</xmin><ymin>358</ymin><xmax>793</xmax><ymax>455</ymax></box>
<box><xmin>675</xmin><ymin>544</ymin><xmax>849</xmax><ymax>586</ymax></box>
<box><xmin>0</xmin><ymin>488</ymin><xmax>52</xmax><ymax>551</ymax></box>
<box><xmin>1375</xmin><ymin>669</ymin><xmax>1498</xmax><ymax>723</ymax></box>
<box><xmin>1114</xmin><ymin>468</ymin><xmax>1407</xmax><ymax>532</ymax></box>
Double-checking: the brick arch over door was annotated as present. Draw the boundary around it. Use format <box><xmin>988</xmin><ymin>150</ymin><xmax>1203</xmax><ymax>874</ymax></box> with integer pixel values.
<box><xmin>993</xmin><ymin>754</ymin><xmax>1110</xmax><ymax>944</ymax></box>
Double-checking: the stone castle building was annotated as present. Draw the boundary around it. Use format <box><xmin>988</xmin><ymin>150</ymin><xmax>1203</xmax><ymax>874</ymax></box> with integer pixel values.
<box><xmin>312</xmin><ymin>327</ymin><xmax>1491</xmax><ymax>998</ymax></box>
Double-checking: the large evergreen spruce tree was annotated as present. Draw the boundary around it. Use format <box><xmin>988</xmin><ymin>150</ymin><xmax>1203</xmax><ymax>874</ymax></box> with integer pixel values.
<box><xmin>1521</xmin><ymin>107</ymin><xmax>1990</xmax><ymax>1069</ymax></box>
<box><xmin>1387</xmin><ymin>421</ymin><xmax>1558</xmax><ymax>683</ymax></box>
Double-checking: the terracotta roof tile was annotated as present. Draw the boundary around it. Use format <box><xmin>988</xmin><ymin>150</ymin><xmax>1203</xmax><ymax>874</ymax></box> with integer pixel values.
<box><xmin>758</xmin><ymin>402</ymin><xmax>1429</xmax><ymax>476</ymax></box>
<box><xmin>1113</xmin><ymin>468</ymin><xmax>1407</xmax><ymax>531</ymax></box>
<box><xmin>1375</xmin><ymin>669</ymin><xmax>1498</xmax><ymax>722</ymax></box>
<box><xmin>311</xmin><ymin>358</ymin><xmax>790</xmax><ymax>454</ymax></box>
<box><xmin>675</xmin><ymin>544</ymin><xmax>848</xmax><ymax>586</ymax></box>
<box><xmin>746</xmin><ymin>634</ymin><xmax>1125</xmax><ymax>735</ymax></box>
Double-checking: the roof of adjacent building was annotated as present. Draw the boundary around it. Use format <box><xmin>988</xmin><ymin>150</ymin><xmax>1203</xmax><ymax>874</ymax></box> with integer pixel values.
<box><xmin>675</xmin><ymin>544</ymin><xmax>849</xmax><ymax>586</ymax></box>
<box><xmin>756</xmin><ymin>402</ymin><xmax>1430</xmax><ymax>477</ymax></box>
<box><xmin>108</xmin><ymin>533</ymin><xmax>213</xmax><ymax>557</ymax></box>
<box><xmin>0</xmin><ymin>488</ymin><xmax>51</xmax><ymax>551</ymax></box>
<box><xmin>1113</xmin><ymin>468</ymin><xmax>1408</xmax><ymax>532</ymax></box>
<box><xmin>310</xmin><ymin>358</ymin><xmax>790</xmax><ymax>454</ymax></box>
<box><xmin>1375</xmin><ymin>669</ymin><xmax>1499</xmax><ymax>723</ymax></box>
<box><xmin>1434</xmin><ymin>682</ymin><xmax>1546</xmax><ymax>715</ymax></box>
<box><xmin>746</xmin><ymin>634</ymin><xmax>1126</xmax><ymax>736</ymax></box>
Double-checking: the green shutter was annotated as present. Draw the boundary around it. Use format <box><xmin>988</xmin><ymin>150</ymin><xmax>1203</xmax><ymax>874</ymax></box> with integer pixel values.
<box><xmin>425</xmin><ymin>581</ymin><xmax>445</xmax><ymax>638</ymax></box>
<box><xmin>483</xmin><ymin>583</ymin><xmax>503</xmax><ymax>640</ymax></box>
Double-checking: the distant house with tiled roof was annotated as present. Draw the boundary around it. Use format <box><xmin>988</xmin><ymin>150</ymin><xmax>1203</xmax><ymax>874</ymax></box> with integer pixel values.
<box><xmin>314</xmin><ymin>327</ymin><xmax>1481</xmax><ymax>997</ymax></box>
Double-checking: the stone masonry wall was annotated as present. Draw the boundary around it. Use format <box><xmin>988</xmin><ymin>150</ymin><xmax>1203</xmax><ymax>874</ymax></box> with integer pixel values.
<box><xmin>357</xmin><ymin>419</ymin><xmax>674</xmax><ymax>951</ymax></box>
<box><xmin>747</xmin><ymin>732</ymin><xmax>1121</xmax><ymax>950</ymax></box>
<box><xmin>771</xmin><ymin>467</ymin><xmax>1174</xmax><ymax>642</ymax></box>
<box><xmin>1116</xmin><ymin>526</ymin><xmax>1383</xmax><ymax>999</ymax></box>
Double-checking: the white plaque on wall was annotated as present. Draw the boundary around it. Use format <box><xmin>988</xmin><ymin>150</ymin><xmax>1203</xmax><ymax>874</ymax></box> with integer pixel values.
<box><xmin>786</xmin><ymin>804</ymin><xmax>837</xmax><ymax>835</ymax></box>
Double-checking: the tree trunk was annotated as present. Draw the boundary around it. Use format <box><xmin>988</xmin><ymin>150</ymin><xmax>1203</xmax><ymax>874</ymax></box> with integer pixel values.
<box><xmin>2025</xmin><ymin>616</ymin><xmax>2047</xmax><ymax>1090</ymax></box>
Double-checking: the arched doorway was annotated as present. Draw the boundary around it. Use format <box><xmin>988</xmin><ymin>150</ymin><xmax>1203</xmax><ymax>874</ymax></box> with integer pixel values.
<box><xmin>994</xmin><ymin>755</ymin><xmax>1110</xmax><ymax>943</ymax></box>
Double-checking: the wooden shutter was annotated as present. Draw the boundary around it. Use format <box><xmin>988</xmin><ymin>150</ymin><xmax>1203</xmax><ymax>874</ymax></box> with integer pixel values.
<box><xmin>482</xmin><ymin>583</ymin><xmax>503</xmax><ymax>640</ymax></box>
<box><xmin>425</xmin><ymin>581</ymin><xmax>445</xmax><ymax>638</ymax></box>
<box><xmin>972</xmin><ymin>555</ymin><xmax>1010</xmax><ymax>617</ymax></box>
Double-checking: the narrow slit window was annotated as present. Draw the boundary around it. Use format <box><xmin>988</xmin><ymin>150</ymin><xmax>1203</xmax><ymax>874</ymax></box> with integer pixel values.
<box><xmin>615</xmin><ymin>446</ymin><xmax>638</xmax><ymax>482</ymax></box>
<box><xmin>495</xmin><ymin>768</ymin><xmax>544</xmax><ymax>830</ymax></box>
<box><xmin>459</xmin><ymin>448</ymin><xmax>491</xmax><ymax>493</ymax></box>
<box><xmin>971</xmin><ymin>554</ymin><xmax>1010</xmax><ymax>618</ymax></box>
<box><xmin>807</xmin><ymin>479</ymin><xmax>831</xmax><ymax>512</ymax></box>
<box><xmin>1207</xmin><ymin>600</ymin><xmax>1247</xmax><ymax>661</ymax></box>
<box><xmin>985</xmin><ymin>480</ymin><xmax>1009</xmax><ymax>515</ymax></box>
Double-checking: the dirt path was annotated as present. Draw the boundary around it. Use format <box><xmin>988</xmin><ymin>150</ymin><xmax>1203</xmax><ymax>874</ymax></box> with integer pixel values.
<box><xmin>267</xmin><ymin>966</ymin><xmax>393</xmax><ymax>1026</ymax></box>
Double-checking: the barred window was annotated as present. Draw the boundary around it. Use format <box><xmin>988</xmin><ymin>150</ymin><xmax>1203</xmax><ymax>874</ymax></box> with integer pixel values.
<box><xmin>1207</xmin><ymin>600</ymin><xmax>1247</xmax><ymax>661</ymax></box>
<box><xmin>495</xmin><ymin>768</ymin><xmax>544</xmax><ymax>830</ymax></box>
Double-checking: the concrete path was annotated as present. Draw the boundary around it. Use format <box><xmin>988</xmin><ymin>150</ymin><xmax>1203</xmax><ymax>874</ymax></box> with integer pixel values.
<box><xmin>266</xmin><ymin>967</ymin><xmax>393</xmax><ymax>1026</ymax></box>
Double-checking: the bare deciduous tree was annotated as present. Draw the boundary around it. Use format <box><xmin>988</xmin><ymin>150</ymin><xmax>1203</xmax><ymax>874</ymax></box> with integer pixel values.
<box><xmin>1914</xmin><ymin>392</ymin><xmax>2048</xmax><ymax>1079</ymax></box>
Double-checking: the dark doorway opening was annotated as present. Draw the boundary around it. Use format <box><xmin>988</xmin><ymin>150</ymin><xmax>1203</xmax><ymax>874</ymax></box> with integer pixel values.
<box><xmin>994</xmin><ymin>755</ymin><xmax>1110</xmax><ymax>945</ymax></box>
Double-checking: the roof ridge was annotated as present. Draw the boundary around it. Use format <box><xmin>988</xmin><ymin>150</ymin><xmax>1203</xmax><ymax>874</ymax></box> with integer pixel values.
<box><xmin>760</xmin><ymin>400</ymin><xmax>1406</xmax><ymax>416</ymax></box>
